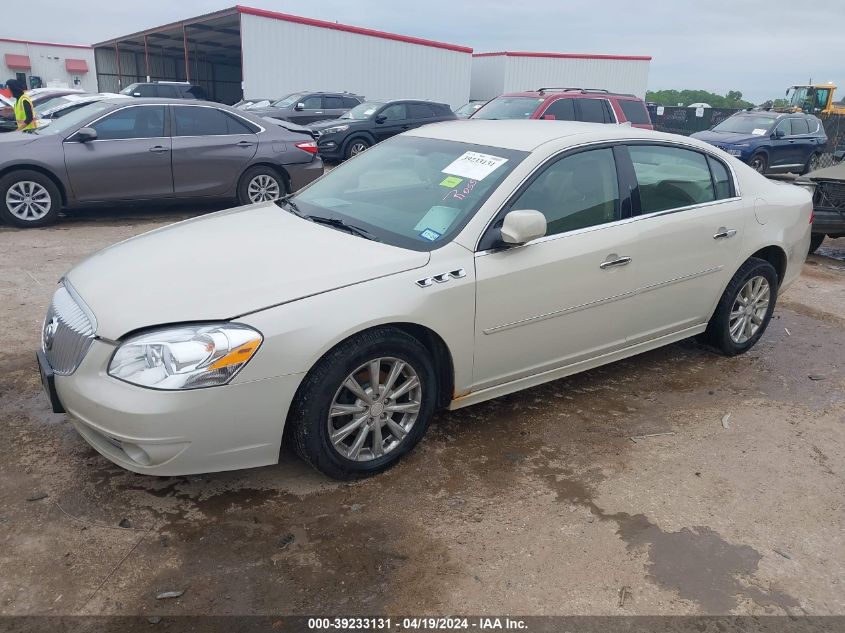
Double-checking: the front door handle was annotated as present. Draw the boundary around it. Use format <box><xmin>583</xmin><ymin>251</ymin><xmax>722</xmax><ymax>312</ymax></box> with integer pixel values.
<box><xmin>713</xmin><ymin>228</ymin><xmax>737</xmax><ymax>240</ymax></box>
<box><xmin>148</xmin><ymin>145</ymin><xmax>169</xmax><ymax>154</ymax></box>
<box><xmin>600</xmin><ymin>256</ymin><xmax>632</xmax><ymax>269</ymax></box>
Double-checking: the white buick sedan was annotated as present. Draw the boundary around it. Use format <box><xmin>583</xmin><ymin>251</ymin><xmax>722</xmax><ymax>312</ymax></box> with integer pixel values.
<box><xmin>38</xmin><ymin>121</ymin><xmax>812</xmax><ymax>479</ymax></box>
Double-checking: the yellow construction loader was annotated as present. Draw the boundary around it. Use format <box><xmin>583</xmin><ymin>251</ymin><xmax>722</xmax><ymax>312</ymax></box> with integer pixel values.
<box><xmin>785</xmin><ymin>84</ymin><xmax>845</xmax><ymax>115</ymax></box>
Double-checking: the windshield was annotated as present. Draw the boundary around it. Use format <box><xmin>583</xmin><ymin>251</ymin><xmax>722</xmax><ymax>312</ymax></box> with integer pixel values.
<box><xmin>712</xmin><ymin>115</ymin><xmax>776</xmax><ymax>135</ymax></box>
<box><xmin>288</xmin><ymin>136</ymin><xmax>527</xmax><ymax>251</ymax></box>
<box><xmin>472</xmin><ymin>96</ymin><xmax>544</xmax><ymax>120</ymax></box>
<box><xmin>271</xmin><ymin>93</ymin><xmax>304</xmax><ymax>107</ymax></box>
<box><xmin>119</xmin><ymin>84</ymin><xmax>139</xmax><ymax>96</ymax></box>
<box><xmin>30</xmin><ymin>101</ymin><xmax>111</xmax><ymax>136</ymax></box>
<box><xmin>455</xmin><ymin>102</ymin><xmax>483</xmax><ymax>116</ymax></box>
<box><xmin>339</xmin><ymin>102</ymin><xmax>384</xmax><ymax>120</ymax></box>
<box><xmin>244</xmin><ymin>100</ymin><xmax>271</xmax><ymax>110</ymax></box>
<box><xmin>36</xmin><ymin>96</ymin><xmax>75</xmax><ymax>114</ymax></box>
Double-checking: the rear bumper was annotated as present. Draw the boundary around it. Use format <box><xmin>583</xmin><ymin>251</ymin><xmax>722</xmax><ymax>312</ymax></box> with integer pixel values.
<box><xmin>286</xmin><ymin>156</ymin><xmax>324</xmax><ymax>192</ymax></box>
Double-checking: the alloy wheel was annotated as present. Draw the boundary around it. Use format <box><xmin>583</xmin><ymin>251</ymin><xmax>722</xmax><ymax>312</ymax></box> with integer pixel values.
<box><xmin>327</xmin><ymin>357</ymin><xmax>422</xmax><ymax>461</ymax></box>
<box><xmin>6</xmin><ymin>181</ymin><xmax>51</xmax><ymax>221</ymax></box>
<box><xmin>247</xmin><ymin>174</ymin><xmax>281</xmax><ymax>203</ymax></box>
<box><xmin>728</xmin><ymin>275</ymin><xmax>770</xmax><ymax>344</ymax></box>
<box><xmin>749</xmin><ymin>156</ymin><xmax>766</xmax><ymax>173</ymax></box>
<box><xmin>349</xmin><ymin>142</ymin><xmax>368</xmax><ymax>156</ymax></box>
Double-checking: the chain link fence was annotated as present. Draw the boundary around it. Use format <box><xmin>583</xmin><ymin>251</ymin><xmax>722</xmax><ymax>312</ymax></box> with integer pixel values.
<box><xmin>649</xmin><ymin>106</ymin><xmax>845</xmax><ymax>171</ymax></box>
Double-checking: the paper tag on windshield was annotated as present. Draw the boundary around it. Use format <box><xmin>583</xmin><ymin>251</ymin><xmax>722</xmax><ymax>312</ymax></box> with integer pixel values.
<box><xmin>751</xmin><ymin>128</ymin><xmax>767</xmax><ymax>136</ymax></box>
<box><xmin>414</xmin><ymin>206</ymin><xmax>461</xmax><ymax>234</ymax></box>
<box><xmin>419</xmin><ymin>228</ymin><xmax>441</xmax><ymax>242</ymax></box>
<box><xmin>442</xmin><ymin>151</ymin><xmax>508</xmax><ymax>181</ymax></box>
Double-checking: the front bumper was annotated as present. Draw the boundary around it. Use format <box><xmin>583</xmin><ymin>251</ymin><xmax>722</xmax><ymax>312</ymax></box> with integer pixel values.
<box><xmin>48</xmin><ymin>339</ymin><xmax>305</xmax><ymax>476</ymax></box>
<box><xmin>812</xmin><ymin>208</ymin><xmax>845</xmax><ymax>236</ymax></box>
<box><xmin>315</xmin><ymin>136</ymin><xmax>345</xmax><ymax>161</ymax></box>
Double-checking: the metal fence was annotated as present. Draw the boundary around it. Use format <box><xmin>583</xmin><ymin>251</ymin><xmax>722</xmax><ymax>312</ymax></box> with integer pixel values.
<box><xmin>650</xmin><ymin>106</ymin><xmax>845</xmax><ymax>171</ymax></box>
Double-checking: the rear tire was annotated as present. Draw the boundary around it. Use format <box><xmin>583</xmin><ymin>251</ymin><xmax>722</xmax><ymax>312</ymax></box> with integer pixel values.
<box><xmin>289</xmin><ymin>327</ymin><xmax>438</xmax><ymax>480</ymax></box>
<box><xmin>802</xmin><ymin>153</ymin><xmax>821</xmax><ymax>175</ymax></box>
<box><xmin>705</xmin><ymin>257</ymin><xmax>778</xmax><ymax>356</ymax></box>
<box><xmin>237</xmin><ymin>166</ymin><xmax>285</xmax><ymax>205</ymax></box>
<box><xmin>748</xmin><ymin>153</ymin><xmax>768</xmax><ymax>174</ymax></box>
<box><xmin>0</xmin><ymin>170</ymin><xmax>61</xmax><ymax>228</ymax></box>
<box><xmin>809</xmin><ymin>233</ymin><xmax>826</xmax><ymax>254</ymax></box>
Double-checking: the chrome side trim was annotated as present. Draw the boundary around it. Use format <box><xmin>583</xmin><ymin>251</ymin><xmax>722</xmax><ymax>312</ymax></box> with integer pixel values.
<box><xmin>416</xmin><ymin>268</ymin><xmax>466</xmax><ymax>288</ymax></box>
<box><xmin>482</xmin><ymin>266</ymin><xmax>723</xmax><ymax>335</ymax></box>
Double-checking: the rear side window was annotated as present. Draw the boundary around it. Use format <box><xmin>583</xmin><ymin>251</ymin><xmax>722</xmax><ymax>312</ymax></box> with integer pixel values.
<box><xmin>324</xmin><ymin>96</ymin><xmax>344</xmax><ymax>109</ymax></box>
<box><xmin>542</xmin><ymin>98</ymin><xmax>576</xmax><ymax>121</ymax></box>
<box><xmin>342</xmin><ymin>96</ymin><xmax>361</xmax><ymax>108</ymax></box>
<box><xmin>618</xmin><ymin>100</ymin><xmax>651</xmax><ymax>125</ymax></box>
<box><xmin>790</xmin><ymin>118</ymin><xmax>810</xmax><ymax>135</ymax></box>
<box><xmin>409</xmin><ymin>103</ymin><xmax>435</xmax><ymax>119</ymax></box>
<box><xmin>578</xmin><ymin>98</ymin><xmax>612</xmax><ymax>123</ymax></box>
<box><xmin>173</xmin><ymin>106</ymin><xmax>256</xmax><ymax>136</ymax></box>
<box><xmin>707</xmin><ymin>156</ymin><xmax>734</xmax><ymax>200</ymax></box>
<box><xmin>629</xmin><ymin>145</ymin><xmax>716</xmax><ymax>213</ymax></box>
<box><xmin>186</xmin><ymin>85</ymin><xmax>208</xmax><ymax>100</ymax></box>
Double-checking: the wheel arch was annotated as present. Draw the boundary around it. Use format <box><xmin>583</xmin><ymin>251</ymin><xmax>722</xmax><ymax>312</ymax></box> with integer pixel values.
<box><xmin>749</xmin><ymin>244</ymin><xmax>787</xmax><ymax>285</ymax></box>
<box><xmin>0</xmin><ymin>164</ymin><xmax>68</xmax><ymax>206</ymax></box>
<box><xmin>240</xmin><ymin>162</ymin><xmax>291</xmax><ymax>194</ymax></box>
<box><xmin>342</xmin><ymin>133</ymin><xmax>375</xmax><ymax>154</ymax></box>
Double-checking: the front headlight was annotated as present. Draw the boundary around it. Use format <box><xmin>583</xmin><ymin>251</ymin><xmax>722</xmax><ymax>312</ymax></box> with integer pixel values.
<box><xmin>320</xmin><ymin>124</ymin><xmax>349</xmax><ymax>135</ymax></box>
<box><xmin>108</xmin><ymin>323</ymin><xmax>263</xmax><ymax>390</ymax></box>
<box><xmin>726</xmin><ymin>149</ymin><xmax>743</xmax><ymax>156</ymax></box>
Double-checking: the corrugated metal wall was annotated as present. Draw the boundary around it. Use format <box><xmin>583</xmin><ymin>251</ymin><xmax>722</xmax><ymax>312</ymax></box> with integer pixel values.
<box><xmin>0</xmin><ymin>41</ymin><xmax>97</xmax><ymax>92</ymax></box>
<box><xmin>502</xmin><ymin>56</ymin><xmax>651</xmax><ymax>99</ymax></box>
<box><xmin>240</xmin><ymin>13</ymin><xmax>472</xmax><ymax>108</ymax></box>
<box><xmin>469</xmin><ymin>55</ymin><xmax>506</xmax><ymax>101</ymax></box>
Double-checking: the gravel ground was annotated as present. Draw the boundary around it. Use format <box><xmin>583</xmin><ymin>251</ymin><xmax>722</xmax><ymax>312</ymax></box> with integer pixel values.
<box><xmin>0</xmin><ymin>207</ymin><xmax>843</xmax><ymax>617</ymax></box>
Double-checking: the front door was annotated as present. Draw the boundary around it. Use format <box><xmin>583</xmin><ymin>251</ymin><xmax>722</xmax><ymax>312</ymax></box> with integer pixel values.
<box><xmin>289</xmin><ymin>95</ymin><xmax>326</xmax><ymax>124</ymax></box>
<box><xmin>373</xmin><ymin>103</ymin><xmax>410</xmax><ymax>142</ymax></box>
<box><xmin>473</xmin><ymin>146</ymin><xmax>639</xmax><ymax>390</ymax></box>
<box><xmin>63</xmin><ymin>104</ymin><xmax>173</xmax><ymax>202</ymax></box>
<box><xmin>623</xmin><ymin>144</ymin><xmax>749</xmax><ymax>343</ymax></box>
<box><xmin>170</xmin><ymin>105</ymin><xmax>258</xmax><ymax>197</ymax></box>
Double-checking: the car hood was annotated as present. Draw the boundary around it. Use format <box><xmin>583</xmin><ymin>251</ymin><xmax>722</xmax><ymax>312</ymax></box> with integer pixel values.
<box><xmin>259</xmin><ymin>117</ymin><xmax>312</xmax><ymax>136</ymax></box>
<box><xmin>691</xmin><ymin>130</ymin><xmax>761</xmax><ymax>145</ymax></box>
<box><xmin>248</xmin><ymin>107</ymin><xmax>287</xmax><ymax>118</ymax></box>
<box><xmin>805</xmin><ymin>161</ymin><xmax>845</xmax><ymax>182</ymax></box>
<box><xmin>308</xmin><ymin>118</ymin><xmax>362</xmax><ymax>131</ymax></box>
<box><xmin>66</xmin><ymin>203</ymin><xmax>431</xmax><ymax>340</ymax></box>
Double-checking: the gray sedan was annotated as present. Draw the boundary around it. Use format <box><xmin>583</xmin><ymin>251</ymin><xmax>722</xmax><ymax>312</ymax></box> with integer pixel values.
<box><xmin>0</xmin><ymin>98</ymin><xmax>323</xmax><ymax>227</ymax></box>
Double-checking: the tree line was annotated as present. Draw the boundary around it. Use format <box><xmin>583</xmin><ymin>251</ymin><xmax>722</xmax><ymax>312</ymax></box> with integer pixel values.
<box><xmin>645</xmin><ymin>89</ymin><xmax>756</xmax><ymax>109</ymax></box>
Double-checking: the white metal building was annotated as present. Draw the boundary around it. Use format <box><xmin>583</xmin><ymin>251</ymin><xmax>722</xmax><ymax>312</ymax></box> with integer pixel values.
<box><xmin>470</xmin><ymin>52</ymin><xmax>651</xmax><ymax>101</ymax></box>
<box><xmin>93</xmin><ymin>6</ymin><xmax>473</xmax><ymax>107</ymax></box>
<box><xmin>0</xmin><ymin>38</ymin><xmax>96</xmax><ymax>92</ymax></box>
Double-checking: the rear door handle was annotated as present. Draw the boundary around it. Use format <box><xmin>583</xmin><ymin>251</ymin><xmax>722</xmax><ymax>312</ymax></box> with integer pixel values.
<box><xmin>713</xmin><ymin>228</ymin><xmax>737</xmax><ymax>240</ymax></box>
<box><xmin>148</xmin><ymin>145</ymin><xmax>169</xmax><ymax>154</ymax></box>
<box><xmin>600</xmin><ymin>256</ymin><xmax>632</xmax><ymax>269</ymax></box>
<box><xmin>235</xmin><ymin>140</ymin><xmax>255</xmax><ymax>148</ymax></box>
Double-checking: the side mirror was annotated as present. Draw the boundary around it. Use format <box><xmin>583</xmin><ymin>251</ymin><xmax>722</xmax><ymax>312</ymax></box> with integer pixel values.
<box><xmin>294</xmin><ymin>102</ymin><xmax>305</xmax><ymax>111</ymax></box>
<box><xmin>75</xmin><ymin>127</ymin><xmax>97</xmax><ymax>142</ymax></box>
<box><xmin>375</xmin><ymin>114</ymin><xmax>387</xmax><ymax>124</ymax></box>
<box><xmin>500</xmin><ymin>210</ymin><xmax>547</xmax><ymax>245</ymax></box>
<box><xmin>773</xmin><ymin>128</ymin><xmax>786</xmax><ymax>139</ymax></box>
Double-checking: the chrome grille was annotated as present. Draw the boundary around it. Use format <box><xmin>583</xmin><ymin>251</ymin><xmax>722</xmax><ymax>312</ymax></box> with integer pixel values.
<box><xmin>42</xmin><ymin>285</ymin><xmax>96</xmax><ymax>375</ymax></box>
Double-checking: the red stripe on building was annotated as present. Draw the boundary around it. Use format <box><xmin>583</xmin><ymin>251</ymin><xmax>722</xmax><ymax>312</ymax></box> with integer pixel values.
<box><xmin>0</xmin><ymin>37</ymin><xmax>92</xmax><ymax>50</ymax></box>
<box><xmin>473</xmin><ymin>51</ymin><xmax>652</xmax><ymax>61</ymax></box>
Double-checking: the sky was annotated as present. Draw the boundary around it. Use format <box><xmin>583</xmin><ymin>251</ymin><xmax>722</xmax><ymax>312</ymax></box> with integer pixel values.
<box><xmin>11</xmin><ymin>0</ymin><xmax>843</xmax><ymax>104</ymax></box>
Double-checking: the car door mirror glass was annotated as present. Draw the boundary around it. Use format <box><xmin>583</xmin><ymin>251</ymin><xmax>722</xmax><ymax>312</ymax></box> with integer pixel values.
<box><xmin>75</xmin><ymin>127</ymin><xmax>97</xmax><ymax>142</ymax></box>
<box><xmin>500</xmin><ymin>209</ymin><xmax>547</xmax><ymax>245</ymax></box>
<box><xmin>375</xmin><ymin>114</ymin><xmax>387</xmax><ymax>124</ymax></box>
<box><xmin>295</xmin><ymin>103</ymin><xmax>305</xmax><ymax>111</ymax></box>
<box><xmin>774</xmin><ymin>128</ymin><xmax>786</xmax><ymax>139</ymax></box>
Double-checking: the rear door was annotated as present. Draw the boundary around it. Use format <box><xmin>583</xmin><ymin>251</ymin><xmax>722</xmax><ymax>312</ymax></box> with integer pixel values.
<box><xmin>63</xmin><ymin>104</ymin><xmax>173</xmax><ymax>202</ymax></box>
<box><xmin>786</xmin><ymin>118</ymin><xmax>813</xmax><ymax>168</ymax></box>
<box><xmin>373</xmin><ymin>103</ymin><xmax>410</xmax><ymax>142</ymax></box>
<box><xmin>170</xmin><ymin>105</ymin><xmax>259</xmax><ymax>197</ymax></box>
<box><xmin>322</xmin><ymin>95</ymin><xmax>348</xmax><ymax>120</ymax></box>
<box><xmin>768</xmin><ymin>119</ymin><xmax>794</xmax><ymax>169</ymax></box>
<box><xmin>622</xmin><ymin>144</ymin><xmax>748</xmax><ymax>343</ymax></box>
<box><xmin>576</xmin><ymin>98</ymin><xmax>616</xmax><ymax>124</ymax></box>
<box><xmin>407</xmin><ymin>103</ymin><xmax>436</xmax><ymax>129</ymax></box>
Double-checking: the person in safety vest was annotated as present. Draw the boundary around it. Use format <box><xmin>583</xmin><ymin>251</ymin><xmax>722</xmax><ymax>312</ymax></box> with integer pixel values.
<box><xmin>6</xmin><ymin>80</ymin><xmax>36</xmax><ymax>131</ymax></box>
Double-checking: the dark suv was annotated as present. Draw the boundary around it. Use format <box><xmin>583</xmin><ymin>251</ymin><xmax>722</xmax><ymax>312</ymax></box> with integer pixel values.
<box><xmin>471</xmin><ymin>88</ymin><xmax>653</xmax><ymax>129</ymax></box>
<box><xmin>307</xmin><ymin>99</ymin><xmax>457</xmax><ymax>161</ymax></box>
<box><xmin>247</xmin><ymin>92</ymin><xmax>364</xmax><ymax>125</ymax></box>
<box><xmin>120</xmin><ymin>82</ymin><xmax>208</xmax><ymax>100</ymax></box>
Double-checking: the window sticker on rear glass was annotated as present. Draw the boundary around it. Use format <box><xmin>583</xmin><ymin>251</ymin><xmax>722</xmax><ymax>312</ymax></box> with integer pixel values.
<box><xmin>414</xmin><ymin>206</ymin><xmax>461</xmax><ymax>235</ymax></box>
<box><xmin>439</xmin><ymin>175</ymin><xmax>463</xmax><ymax>188</ymax></box>
<box><xmin>751</xmin><ymin>128</ymin><xmax>768</xmax><ymax>136</ymax></box>
<box><xmin>419</xmin><ymin>228</ymin><xmax>442</xmax><ymax>242</ymax></box>
<box><xmin>442</xmin><ymin>151</ymin><xmax>508</xmax><ymax>181</ymax></box>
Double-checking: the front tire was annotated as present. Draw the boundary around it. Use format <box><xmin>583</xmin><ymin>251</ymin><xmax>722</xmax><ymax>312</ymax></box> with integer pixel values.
<box><xmin>705</xmin><ymin>257</ymin><xmax>778</xmax><ymax>356</ymax></box>
<box><xmin>289</xmin><ymin>327</ymin><xmax>438</xmax><ymax>479</ymax></box>
<box><xmin>0</xmin><ymin>170</ymin><xmax>61</xmax><ymax>227</ymax></box>
<box><xmin>237</xmin><ymin>166</ymin><xmax>285</xmax><ymax>205</ymax></box>
<box><xmin>344</xmin><ymin>137</ymin><xmax>370</xmax><ymax>160</ymax></box>
<box><xmin>748</xmin><ymin>152</ymin><xmax>768</xmax><ymax>174</ymax></box>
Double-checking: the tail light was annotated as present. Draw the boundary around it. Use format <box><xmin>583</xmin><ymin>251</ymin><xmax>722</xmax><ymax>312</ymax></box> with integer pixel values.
<box><xmin>295</xmin><ymin>141</ymin><xmax>318</xmax><ymax>155</ymax></box>
<box><xmin>809</xmin><ymin>209</ymin><xmax>814</xmax><ymax>224</ymax></box>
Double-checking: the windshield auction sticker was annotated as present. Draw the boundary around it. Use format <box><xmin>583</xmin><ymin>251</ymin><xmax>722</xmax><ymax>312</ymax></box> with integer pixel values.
<box><xmin>751</xmin><ymin>128</ymin><xmax>768</xmax><ymax>136</ymax></box>
<box><xmin>442</xmin><ymin>152</ymin><xmax>508</xmax><ymax>181</ymax></box>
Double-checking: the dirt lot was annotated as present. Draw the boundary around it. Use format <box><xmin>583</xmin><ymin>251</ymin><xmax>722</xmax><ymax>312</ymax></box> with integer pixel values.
<box><xmin>0</xmin><ymin>207</ymin><xmax>843</xmax><ymax>618</ymax></box>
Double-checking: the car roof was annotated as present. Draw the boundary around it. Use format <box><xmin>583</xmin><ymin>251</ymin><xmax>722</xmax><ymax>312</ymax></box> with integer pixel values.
<box><xmin>405</xmin><ymin>119</ymin><xmax>704</xmax><ymax>152</ymax></box>
<box><xmin>501</xmin><ymin>90</ymin><xmax>640</xmax><ymax>100</ymax></box>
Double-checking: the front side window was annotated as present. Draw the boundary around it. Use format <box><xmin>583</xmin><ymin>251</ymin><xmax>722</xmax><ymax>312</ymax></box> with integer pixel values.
<box><xmin>91</xmin><ymin>106</ymin><xmax>165</xmax><ymax>140</ymax></box>
<box><xmin>472</xmin><ymin>96</ymin><xmax>544</xmax><ymax>120</ymax></box>
<box><xmin>510</xmin><ymin>148</ymin><xmax>620</xmax><ymax>236</ymax></box>
<box><xmin>173</xmin><ymin>106</ymin><xmax>254</xmax><ymax>136</ymax></box>
<box><xmin>541</xmin><ymin>98</ymin><xmax>576</xmax><ymax>121</ymax></box>
<box><xmin>629</xmin><ymin>145</ymin><xmax>716</xmax><ymax>213</ymax></box>
<box><xmin>289</xmin><ymin>136</ymin><xmax>526</xmax><ymax>251</ymax></box>
<box><xmin>300</xmin><ymin>96</ymin><xmax>322</xmax><ymax>109</ymax></box>
<box><xmin>380</xmin><ymin>104</ymin><xmax>407</xmax><ymax>121</ymax></box>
